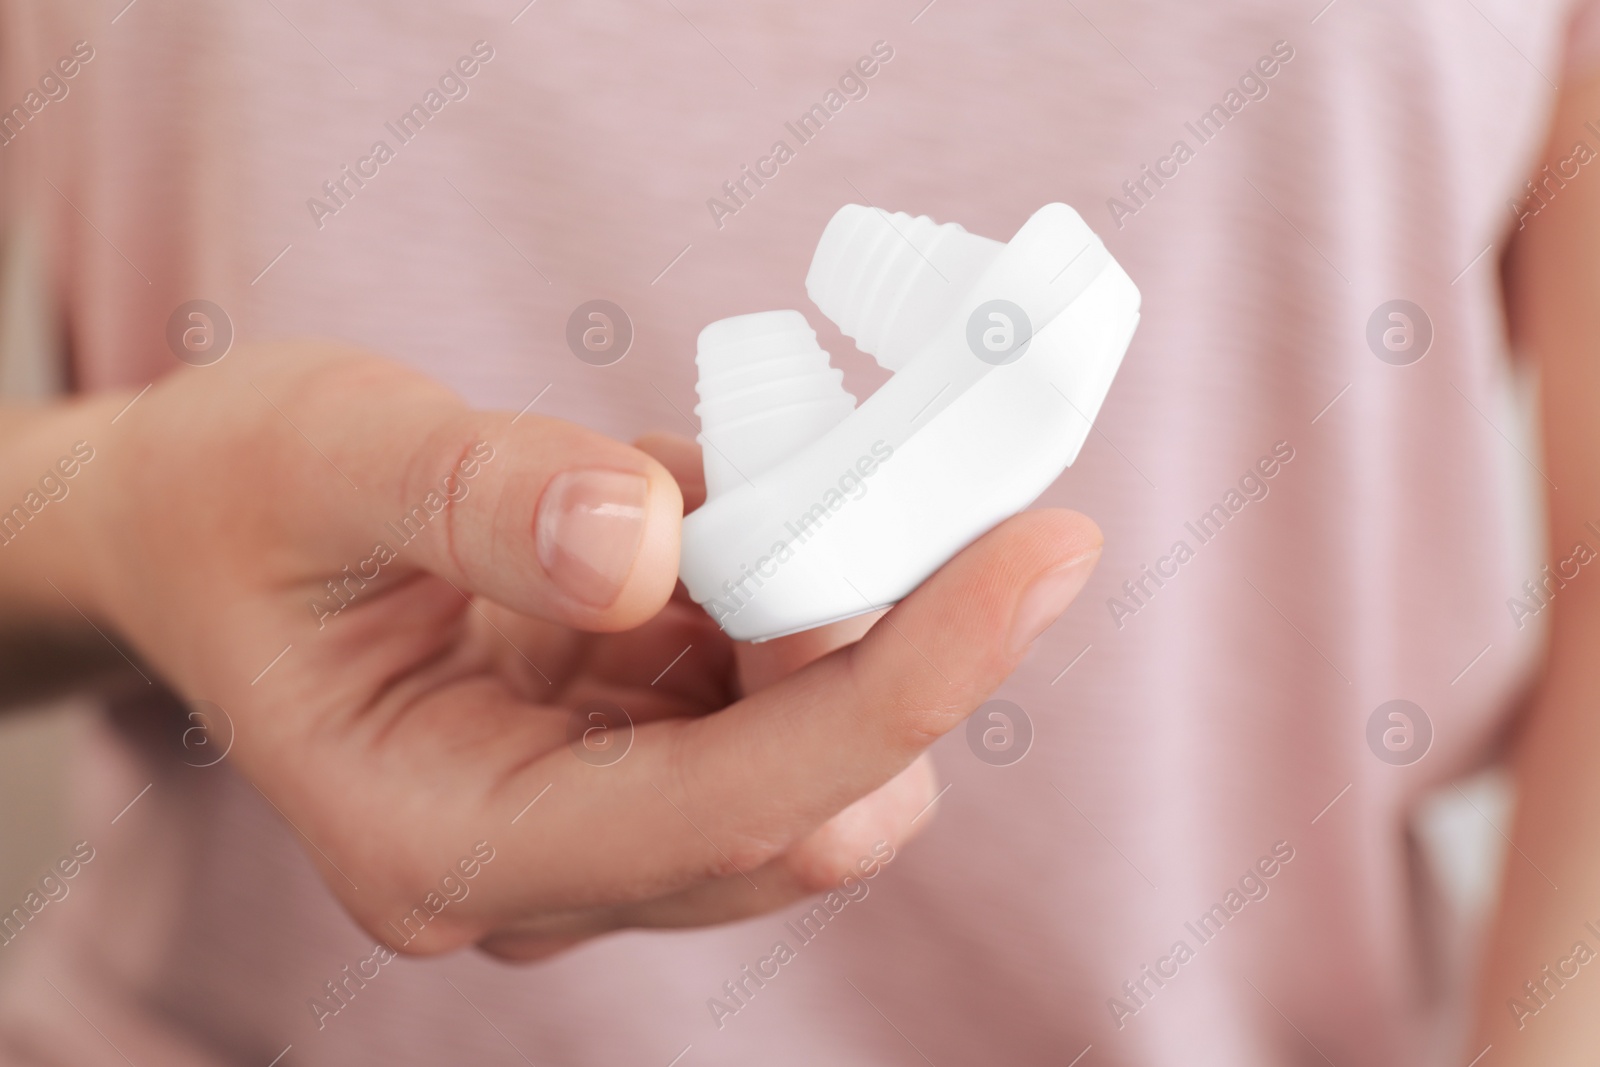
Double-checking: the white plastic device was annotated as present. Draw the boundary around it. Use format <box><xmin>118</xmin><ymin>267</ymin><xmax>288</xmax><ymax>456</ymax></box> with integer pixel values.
<box><xmin>678</xmin><ymin>202</ymin><xmax>1141</xmax><ymax>642</ymax></box>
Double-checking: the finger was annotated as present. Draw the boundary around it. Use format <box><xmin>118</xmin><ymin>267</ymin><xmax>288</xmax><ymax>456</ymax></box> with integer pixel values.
<box><xmin>488</xmin><ymin>509</ymin><xmax>1100</xmax><ymax>906</ymax></box>
<box><xmin>476</xmin><ymin>754</ymin><xmax>936</xmax><ymax>953</ymax></box>
<box><xmin>635</xmin><ymin>432</ymin><xmax>706</xmax><ymax>513</ymax></box>
<box><xmin>676</xmin><ymin>508</ymin><xmax>1101</xmax><ymax>852</ymax></box>
<box><xmin>735</xmin><ymin>608</ymin><xmax>884</xmax><ymax>695</ymax></box>
<box><xmin>615</xmin><ymin>751</ymin><xmax>939</xmax><ymax>925</ymax></box>
<box><xmin>228</xmin><ymin>345</ymin><xmax>683</xmax><ymax>630</ymax></box>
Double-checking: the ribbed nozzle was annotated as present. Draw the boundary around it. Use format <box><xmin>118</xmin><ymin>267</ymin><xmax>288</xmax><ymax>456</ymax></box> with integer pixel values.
<box><xmin>805</xmin><ymin>205</ymin><xmax>1004</xmax><ymax>370</ymax></box>
<box><xmin>694</xmin><ymin>310</ymin><xmax>856</xmax><ymax>499</ymax></box>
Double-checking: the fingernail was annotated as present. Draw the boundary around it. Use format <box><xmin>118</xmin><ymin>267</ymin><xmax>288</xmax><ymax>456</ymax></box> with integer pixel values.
<box><xmin>1007</xmin><ymin>549</ymin><xmax>1101</xmax><ymax>654</ymax></box>
<box><xmin>535</xmin><ymin>470</ymin><xmax>649</xmax><ymax>608</ymax></box>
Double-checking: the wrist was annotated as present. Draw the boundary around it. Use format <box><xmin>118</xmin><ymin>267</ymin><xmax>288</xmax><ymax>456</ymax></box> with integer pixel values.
<box><xmin>0</xmin><ymin>390</ymin><xmax>134</xmax><ymax>624</ymax></box>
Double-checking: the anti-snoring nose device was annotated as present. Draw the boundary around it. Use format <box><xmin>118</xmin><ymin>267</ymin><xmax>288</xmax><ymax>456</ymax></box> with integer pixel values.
<box><xmin>679</xmin><ymin>203</ymin><xmax>1140</xmax><ymax>642</ymax></box>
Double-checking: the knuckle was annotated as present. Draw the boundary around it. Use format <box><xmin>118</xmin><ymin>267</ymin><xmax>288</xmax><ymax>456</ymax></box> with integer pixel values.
<box><xmin>783</xmin><ymin>839</ymin><xmax>864</xmax><ymax>895</ymax></box>
<box><xmin>881</xmin><ymin>683</ymin><xmax>979</xmax><ymax>752</ymax></box>
<box><xmin>400</xmin><ymin>419</ymin><xmax>483</xmax><ymax>578</ymax></box>
<box><xmin>848</xmin><ymin>635</ymin><xmax>1000</xmax><ymax>754</ymax></box>
<box><xmin>708</xmin><ymin>833</ymin><xmax>784</xmax><ymax>879</ymax></box>
<box><xmin>660</xmin><ymin>724</ymin><xmax>784</xmax><ymax>880</ymax></box>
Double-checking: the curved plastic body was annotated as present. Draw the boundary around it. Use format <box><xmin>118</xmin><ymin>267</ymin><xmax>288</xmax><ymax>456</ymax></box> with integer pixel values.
<box><xmin>680</xmin><ymin>203</ymin><xmax>1141</xmax><ymax>641</ymax></box>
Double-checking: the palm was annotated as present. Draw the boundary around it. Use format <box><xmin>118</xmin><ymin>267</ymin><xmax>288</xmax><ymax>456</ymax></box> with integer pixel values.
<box><xmin>246</xmin><ymin>559</ymin><xmax>924</xmax><ymax>960</ymax></box>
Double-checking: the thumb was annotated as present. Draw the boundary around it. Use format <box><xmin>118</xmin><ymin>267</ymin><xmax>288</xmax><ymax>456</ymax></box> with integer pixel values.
<box><xmin>238</xmin><ymin>345</ymin><xmax>683</xmax><ymax>630</ymax></box>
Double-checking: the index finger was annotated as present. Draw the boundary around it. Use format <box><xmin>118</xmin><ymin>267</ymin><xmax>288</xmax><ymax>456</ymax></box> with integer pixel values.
<box><xmin>493</xmin><ymin>508</ymin><xmax>1100</xmax><ymax>908</ymax></box>
<box><xmin>687</xmin><ymin>507</ymin><xmax>1102</xmax><ymax>853</ymax></box>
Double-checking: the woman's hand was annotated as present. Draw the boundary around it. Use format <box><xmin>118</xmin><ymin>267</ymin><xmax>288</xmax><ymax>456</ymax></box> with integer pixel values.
<box><xmin>7</xmin><ymin>342</ymin><xmax>1101</xmax><ymax>960</ymax></box>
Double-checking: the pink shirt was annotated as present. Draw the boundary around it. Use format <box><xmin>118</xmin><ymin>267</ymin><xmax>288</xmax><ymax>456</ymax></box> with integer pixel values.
<box><xmin>3</xmin><ymin>1</ymin><xmax>1599</xmax><ymax>1063</ymax></box>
